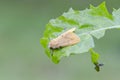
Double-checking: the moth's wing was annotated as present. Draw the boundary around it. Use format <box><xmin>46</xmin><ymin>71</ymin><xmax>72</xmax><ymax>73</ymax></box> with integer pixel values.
<box><xmin>48</xmin><ymin>27</ymin><xmax>79</xmax><ymax>49</ymax></box>
<box><xmin>58</xmin><ymin>32</ymin><xmax>80</xmax><ymax>47</ymax></box>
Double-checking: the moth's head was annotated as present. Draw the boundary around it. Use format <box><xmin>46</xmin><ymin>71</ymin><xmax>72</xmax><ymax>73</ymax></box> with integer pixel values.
<box><xmin>48</xmin><ymin>39</ymin><xmax>59</xmax><ymax>49</ymax></box>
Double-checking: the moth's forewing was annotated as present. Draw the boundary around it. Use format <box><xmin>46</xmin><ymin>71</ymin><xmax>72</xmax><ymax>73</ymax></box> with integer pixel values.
<box><xmin>49</xmin><ymin>28</ymin><xmax>80</xmax><ymax>49</ymax></box>
<box><xmin>58</xmin><ymin>32</ymin><xmax>80</xmax><ymax>47</ymax></box>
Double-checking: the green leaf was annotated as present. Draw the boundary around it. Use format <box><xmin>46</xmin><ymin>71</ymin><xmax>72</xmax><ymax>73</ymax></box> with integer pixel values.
<box><xmin>113</xmin><ymin>8</ymin><xmax>120</xmax><ymax>25</ymax></box>
<box><xmin>89</xmin><ymin>48</ymin><xmax>104</xmax><ymax>72</ymax></box>
<box><xmin>89</xmin><ymin>48</ymin><xmax>99</xmax><ymax>64</ymax></box>
<box><xmin>40</xmin><ymin>2</ymin><xmax>120</xmax><ymax>64</ymax></box>
<box><xmin>90</xmin><ymin>2</ymin><xmax>113</xmax><ymax>20</ymax></box>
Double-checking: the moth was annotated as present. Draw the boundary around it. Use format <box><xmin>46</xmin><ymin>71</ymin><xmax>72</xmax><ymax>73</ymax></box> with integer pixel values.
<box><xmin>48</xmin><ymin>27</ymin><xmax>80</xmax><ymax>49</ymax></box>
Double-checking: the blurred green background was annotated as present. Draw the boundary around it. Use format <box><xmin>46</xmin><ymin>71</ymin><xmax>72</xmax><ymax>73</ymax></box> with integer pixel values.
<box><xmin>0</xmin><ymin>0</ymin><xmax>120</xmax><ymax>80</ymax></box>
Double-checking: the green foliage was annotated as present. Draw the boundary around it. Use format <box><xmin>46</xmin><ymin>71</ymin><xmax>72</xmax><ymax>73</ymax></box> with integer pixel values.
<box><xmin>40</xmin><ymin>2</ymin><xmax>120</xmax><ymax>69</ymax></box>
<box><xmin>89</xmin><ymin>48</ymin><xmax>104</xmax><ymax>72</ymax></box>
<box><xmin>89</xmin><ymin>48</ymin><xmax>99</xmax><ymax>64</ymax></box>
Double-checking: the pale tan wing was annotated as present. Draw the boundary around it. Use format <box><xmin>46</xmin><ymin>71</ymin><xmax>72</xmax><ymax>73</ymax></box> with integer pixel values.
<box><xmin>58</xmin><ymin>31</ymin><xmax>80</xmax><ymax>47</ymax></box>
<box><xmin>49</xmin><ymin>27</ymin><xmax>80</xmax><ymax>49</ymax></box>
